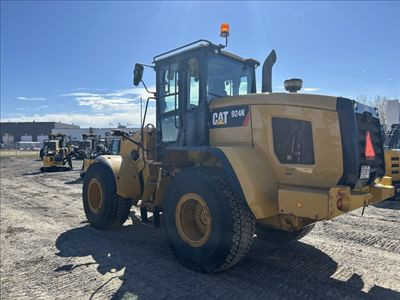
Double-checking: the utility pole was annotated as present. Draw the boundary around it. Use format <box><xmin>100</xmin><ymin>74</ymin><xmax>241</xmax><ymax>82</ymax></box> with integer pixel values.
<box><xmin>140</xmin><ymin>97</ymin><xmax>143</xmax><ymax>126</ymax></box>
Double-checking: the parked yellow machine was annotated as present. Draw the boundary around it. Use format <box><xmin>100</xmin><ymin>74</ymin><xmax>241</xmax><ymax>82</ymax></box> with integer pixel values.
<box><xmin>80</xmin><ymin>135</ymin><xmax>121</xmax><ymax>178</ymax></box>
<box><xmin>41</xmin><ymin>134</ymin><xmax>73</xmax><ymax>172</ymax></box>
<box><xmin>385</xmin><ymin>150</ymin><xmax>400</xmax><ymax>181</ymax></box>
<box><xmin>82</xmin><ymin>25</ymin><xmax>394</xmax><ymax>273</ymax></box>
<box><xmin>74</xmin><ymin>133</ymin><xmax>100</xmax><ymax>160</ymax></box>
<box><xmin>384</xmin><ymin>124</ymin><xmax>400</xmax><ymax>198</ymax></box>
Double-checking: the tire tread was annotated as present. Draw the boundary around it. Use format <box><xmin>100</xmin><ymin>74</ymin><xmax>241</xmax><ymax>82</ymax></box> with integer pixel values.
<box><xmin>195</xmin><ymin>167</ymin><xmax>255</xmax><ymax>272</ymax></box>
<box><xmin>83</xmin><ymin>162</ymin><xmax>132</xmax><ymax>230</ymax></box>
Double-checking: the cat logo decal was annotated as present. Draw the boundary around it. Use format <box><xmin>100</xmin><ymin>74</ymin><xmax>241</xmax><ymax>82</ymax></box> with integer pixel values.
<box><xmin>210</xmin><ymin>105</ymin><xmax>249</xmax><ymax>128</ymax></box>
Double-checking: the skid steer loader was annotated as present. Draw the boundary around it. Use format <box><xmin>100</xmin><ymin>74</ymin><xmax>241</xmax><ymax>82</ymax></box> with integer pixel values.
<box><xmin>41</xmin><ymin>134</ymin><xmax>74</xmax><ymax>172</ymax></box>
<box><xmin>82</xmin><ymin>24</ymin><xmax>394</xmax><ymax>273</ymax></box>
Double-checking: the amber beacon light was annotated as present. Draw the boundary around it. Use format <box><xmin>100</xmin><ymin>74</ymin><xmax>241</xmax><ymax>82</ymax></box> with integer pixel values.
<box><xmin>220</xmin><ymin>23</ymin><xmax>230</xmax><ymax>37</ymax></box>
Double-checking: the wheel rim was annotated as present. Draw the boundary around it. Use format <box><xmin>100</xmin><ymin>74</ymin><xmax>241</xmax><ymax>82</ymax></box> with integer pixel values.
<box><xmin>175</xmin><ymin>193</ymin><xmax>212</xmax><ymax>247</ymax></box>
<box><xmin>88</xmin><ymin>178</ymin><xmax>103</xmax><ymax>214</ymax></box>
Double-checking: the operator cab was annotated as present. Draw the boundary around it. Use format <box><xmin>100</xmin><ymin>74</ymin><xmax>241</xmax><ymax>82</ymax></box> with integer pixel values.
<box><xmin>140</xmin><ymin>40</ymin><xmax>260</xmax><ymax>156</ymax></box>
<box><xmin>48</xmin><ymin>134</ymin><xmax>67</xmax><ymax>148</ymax></box>
<box><xmin>133</xmin><ymin>24</ymin><xmax>278</xmax><ymax>158</ymax></box>
<box><xmin>79</xmin><ymin>140</ymin><xmax>91</xmax><ymax>150</ymax></box>
<box><xmin>45</xmin><ymin>140</ymin><xmax>58</xmax><ymax>154</ymax></box>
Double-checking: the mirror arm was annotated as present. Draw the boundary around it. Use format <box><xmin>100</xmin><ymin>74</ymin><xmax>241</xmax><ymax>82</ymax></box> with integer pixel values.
<box><xmin>141</xmin><ymin>80</ymin><xmax>156</xmax><ymax>95</ymax></box>
<box><xmin>111</xmin><ymin>130</ymin><xmax>141</xmax><ymax>146</ymax></box>
<box><xmin>142</xmin><ymin>63</ymin><xmax>155</xmax><ymax>69</ymax></box>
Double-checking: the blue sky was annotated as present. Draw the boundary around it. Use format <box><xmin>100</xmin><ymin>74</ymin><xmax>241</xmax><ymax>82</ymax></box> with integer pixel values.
<box><xmin>1</xmin><ymin>1</ymin><xmax>399</xmax><ymax>127</ymax></box>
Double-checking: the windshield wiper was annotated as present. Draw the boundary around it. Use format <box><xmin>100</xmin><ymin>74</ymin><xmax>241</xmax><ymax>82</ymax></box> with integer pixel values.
<box><xmin>207</xmin><ymin>91</ymin><xmax>227</xmax><ymax>105</ymax></box>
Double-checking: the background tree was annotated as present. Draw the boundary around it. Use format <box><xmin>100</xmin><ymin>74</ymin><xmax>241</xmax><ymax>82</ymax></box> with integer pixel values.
<box><xmin>356</xmin><ymin>95</ymin><xmax>388</xmax><ymax>128</ymax></box>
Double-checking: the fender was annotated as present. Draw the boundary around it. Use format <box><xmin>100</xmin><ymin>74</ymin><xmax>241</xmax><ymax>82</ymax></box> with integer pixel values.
<box><xmin>163</xmin><ymin>146</ymin><xmax>278</xmax><ymax>219</ymax></box>
<box><xmin>93</xmin><ymin>155</ymin><xmax>142</xmax><ymax>199</ymax></box>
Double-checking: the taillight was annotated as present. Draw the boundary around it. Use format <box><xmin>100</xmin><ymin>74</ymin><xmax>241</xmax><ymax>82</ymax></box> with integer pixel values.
<box><xmin>336</xmin><ymin>189</ymin><xmax>344</xmax><ymax>210</ymax></box>
<box><xmin>365</xmin><ymin>131</ymin><xmax>375</xmax><ymax>160</ymax></box>
<box><xmin>336</xmin><ymin>189</ymin><xmax>350</xmax><ymax>211</ymax></box>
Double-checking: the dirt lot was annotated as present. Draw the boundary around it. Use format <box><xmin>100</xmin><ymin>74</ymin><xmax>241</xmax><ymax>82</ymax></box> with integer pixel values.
<box><xmin>1</xmin><ymin>157</ymin><xmax>399</xmax><ymax>299</ymax></box>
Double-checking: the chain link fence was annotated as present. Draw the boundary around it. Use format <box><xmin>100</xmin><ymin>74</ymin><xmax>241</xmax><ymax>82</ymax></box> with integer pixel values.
<box><xmin>0</xmin><ymin>142</ymin><xmax>41</xmax><ymax>158</ymax></box>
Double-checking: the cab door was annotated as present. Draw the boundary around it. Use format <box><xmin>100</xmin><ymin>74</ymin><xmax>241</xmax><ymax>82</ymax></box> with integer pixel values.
<box><xmin>156</xmin><ymin>62</ymin><xmax>182</xmax><ymax>156</ymax></box>
<box><xmin>181</xmin><ymin>56</ymin><xmax>208</xmax><ymax>146</ymax></box>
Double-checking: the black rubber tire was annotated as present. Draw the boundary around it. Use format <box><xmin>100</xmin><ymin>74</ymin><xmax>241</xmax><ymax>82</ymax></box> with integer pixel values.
<box><xmin>256</xmin><ymin>224</ymin><xmax>315</xmax><ymax>244</ymax></box>
<box><xmin>163</xmin><ymin>166</ymin><xmax>255</xmax><ymax>273</ymax></box>
<box><xmin>82</xmin><ymin>162</ymin><xmax>132</xmax><ymax>229</ymax></box>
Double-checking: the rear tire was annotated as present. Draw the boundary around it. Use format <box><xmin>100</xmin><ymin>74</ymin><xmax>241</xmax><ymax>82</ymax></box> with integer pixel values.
<box><xmin>163</xmin><ymin>166</ymin><xmax>255</xmax><ymax>273</ymax></box>
<box><xmin>83</xmin><ymin>162</ymin><xmax>132</xmax><ymax>229</ymax></box>
<box><xmin>256</xmin><ymin>224</ymin><xmax>315</xmax><ymax>244</ymax></box>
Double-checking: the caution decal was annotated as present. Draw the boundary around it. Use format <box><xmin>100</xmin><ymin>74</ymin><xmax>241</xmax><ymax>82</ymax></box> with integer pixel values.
<box><xmin>210</xmin><ymin>105</ymin><xmax>250</xmax><ymax>128</ymax></box>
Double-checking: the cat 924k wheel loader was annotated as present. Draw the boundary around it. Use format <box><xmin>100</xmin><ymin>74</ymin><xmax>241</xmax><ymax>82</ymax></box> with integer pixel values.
<box><xmin>82</xmin><ymin>24</ymin><xmax>394</xmax><ymax>273</ymax></box>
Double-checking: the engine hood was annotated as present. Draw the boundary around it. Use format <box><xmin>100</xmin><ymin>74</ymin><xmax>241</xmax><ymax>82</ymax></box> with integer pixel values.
<box><xmin>209</xmin><ymin>92</ymin><xmax>338</xmax><ymax>112</ymax></box>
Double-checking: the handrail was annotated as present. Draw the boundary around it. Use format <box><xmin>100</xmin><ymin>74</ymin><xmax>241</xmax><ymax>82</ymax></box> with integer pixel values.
<box><xmin>153</xmin><ymin>39</ymin><xmax>217</xmax><ymax>62</ymax></box>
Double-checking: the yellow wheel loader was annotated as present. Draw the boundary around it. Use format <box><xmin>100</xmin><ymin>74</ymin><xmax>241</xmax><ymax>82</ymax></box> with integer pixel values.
<box><xmin>80</xmin><ymin>135</ymin><xmax>120</xmax><ymax>178</ymax></box>
<box><xmin>82</xmin><ymin>25</ymin><xmax>394</xmax><ymax>273</ymax></box>
<box><xmin>41</xmin><ymin>134</ymin><xmax>73</xmax><ymax>172</ymax></box>
<box><xmin>75</xmin><ymin>133</ymin><xmax>100</xmax><ymax>160</ymax></box>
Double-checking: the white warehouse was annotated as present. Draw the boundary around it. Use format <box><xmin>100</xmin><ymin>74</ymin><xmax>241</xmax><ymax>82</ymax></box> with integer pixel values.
<box><xmin>52</xmin><ymin>127</ymin><xmax>139</xmax><ymax>141</ymax></box>
<box><xmin>386</xmin><ymin>99</ymin><xmax>400</xmax><ymax>129</ymax></box>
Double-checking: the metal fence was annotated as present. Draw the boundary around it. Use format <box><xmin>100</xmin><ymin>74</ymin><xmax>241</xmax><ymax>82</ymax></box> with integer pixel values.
<box><xmin>0</xmin><ymin>143</ymin><xmax>40</xmax><ymax>158</ymax></box>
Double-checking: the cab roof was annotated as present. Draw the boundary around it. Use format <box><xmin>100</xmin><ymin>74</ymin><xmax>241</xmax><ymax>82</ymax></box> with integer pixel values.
<box><xmin>153</xmin><ymin>39</ymin><xmax>260</xmax><ymax>67</ymax></box>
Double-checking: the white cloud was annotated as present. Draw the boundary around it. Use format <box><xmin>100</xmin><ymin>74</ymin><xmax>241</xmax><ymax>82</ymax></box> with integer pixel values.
<box><xmin>61</xmin><ymin>87</ymin><xmax>154</xmax><ymax>111</ymax></box>
<box><xmin>4</xmin><ymin>87</ymin><xmax>157</xmax><ymax>128</ymax></box>
<box><xmin>303</xmin><ymin>87</ymin><xmax>320</xmax><ymax>92</ymax></box>
<box><xmin>273</xmin><ymin>86</ymin><xmax>285</xmax><ymax>92</ymax></box>
<box><xmin>17</xmin><ymin>96</ymin><xmax>45</xmax><ymax>101</ymax></box>
<box><xmin>1</xmin><ymin>108</ymin><xmax>156</xmax><ymax>128</ymax></box>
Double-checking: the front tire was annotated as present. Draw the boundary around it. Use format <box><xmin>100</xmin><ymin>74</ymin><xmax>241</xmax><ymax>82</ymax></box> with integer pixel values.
<box><xmin>163</xmin><ymin>167</ymin><xmax>255</xmax><ymax>273</ymax></box>
<box><xmin>82</xmin><ymin>162</ymin><xmax>132</xmax><ymax>229</ymax></box>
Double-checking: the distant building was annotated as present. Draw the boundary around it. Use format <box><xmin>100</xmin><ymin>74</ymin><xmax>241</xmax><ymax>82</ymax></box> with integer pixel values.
<box><xmin>0</xmin><ymin>121</ymin><xmax>79</xmax><ymax>147</ymax></box>
<box><xmin>386</xmin><ymin>99</ymin><xmax>400</xmax><ymax>129</ymax></box>
<box><xmin>53</xmin><ymin>127</ymin><xmax>139</xmax><ymax>141</ymax></box>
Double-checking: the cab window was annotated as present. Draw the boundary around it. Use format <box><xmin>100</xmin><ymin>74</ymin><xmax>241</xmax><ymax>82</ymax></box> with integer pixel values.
<box><xmin>187</xmin><ymin>57</ymin><xmax>200</xmax><ymax>110</ymax></box>
<box><xmin>159</xmin><ymin>63</ymin><xmax>179</xmax><ymax>114</ymax></box>
<box><xmin>110</xmin><ymin>139</ymin><xmax>120</xmax><ymax>155</ymax></box>
<box><xmin>158</xmin><ymin>63</ymin><xmax>180</xmax><ymax>143</ymax></box>
<box><xmin>207</xmin><ymin>56</ymin><xmax>252</xmax><ymax>101</ymax></box>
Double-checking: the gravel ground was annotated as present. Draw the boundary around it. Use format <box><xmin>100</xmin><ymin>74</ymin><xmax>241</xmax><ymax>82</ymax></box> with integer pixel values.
<box><xmin>1</xmin><ymin>157</ymin><xmax>400</xmax><ymax>299</ymax></box>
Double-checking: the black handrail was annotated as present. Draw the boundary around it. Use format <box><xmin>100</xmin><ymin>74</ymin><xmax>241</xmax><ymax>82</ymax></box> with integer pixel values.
<box><xmin>153</xmin><ymin>39</ymin><xmax>217</xmax><ymax>62</ymax></box>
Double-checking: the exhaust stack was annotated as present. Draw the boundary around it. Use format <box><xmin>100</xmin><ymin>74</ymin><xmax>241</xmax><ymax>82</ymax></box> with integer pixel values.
<box><xmin>261</xmin><ymin>50</ymin><xmax>277</xmax><ymax>93</ymax></box>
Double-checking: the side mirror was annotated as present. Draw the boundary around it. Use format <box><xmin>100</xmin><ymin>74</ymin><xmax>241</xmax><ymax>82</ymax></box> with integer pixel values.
<box><xmin>133</xmin><ymin>63</ymin><xmax>144</xmax><ymax>86</ymax></box>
